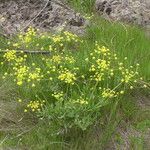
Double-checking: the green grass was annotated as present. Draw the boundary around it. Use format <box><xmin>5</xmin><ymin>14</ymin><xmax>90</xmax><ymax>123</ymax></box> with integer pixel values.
<box><xmin>67</xmin><ymin>0</ymin><xmax>95</xmax><ymax>14</ymax></box>
<box><xmin>0</xmin><ymin>1</ymin><xmax>150</xmax><ymax>149</ymax></box>
<box><xmin>86</xmin><ymin>17</ymin><xmax>150</xmax><ymax>79</ymax></box>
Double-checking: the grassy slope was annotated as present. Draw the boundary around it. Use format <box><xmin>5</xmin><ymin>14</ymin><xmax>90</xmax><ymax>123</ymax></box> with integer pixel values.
<box><xmin>0</xmin><ymin>1</ymin><xmax>150</xmax><ymax>149</ymax></box>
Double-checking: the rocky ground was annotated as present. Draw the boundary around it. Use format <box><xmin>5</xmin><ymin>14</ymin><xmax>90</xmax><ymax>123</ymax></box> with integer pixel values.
<box><xmin>95</xmin><ymin>0</ymin><xmax>150</xmax><ymax>28</ymax></box>
<box><xmin>0</xmin><ymin>0</ymin><xmax>150</xmax><ymax>36</ymax></box>
<box><xmin>0</xmin><ymin>0</ymin><xmax>88</xmax><ymax>35</ymax></box>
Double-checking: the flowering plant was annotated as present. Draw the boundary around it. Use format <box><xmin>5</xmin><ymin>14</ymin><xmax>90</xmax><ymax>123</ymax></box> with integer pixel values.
<box><xmin>1</xmin><ymin>27</ymin><xmax>148</xmax><ymax>131</ymax></box>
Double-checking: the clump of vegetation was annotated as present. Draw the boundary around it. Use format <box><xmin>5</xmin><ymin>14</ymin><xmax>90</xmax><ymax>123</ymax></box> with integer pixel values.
<box><xmin>67</xmin><ymin>0</ymin><xmax>95</xmax><ymax>14</ymax></box>
<box><xmin>0</xmin><ymin>27</ymin><xmax>148</xmax><ymax>132</ymax></box>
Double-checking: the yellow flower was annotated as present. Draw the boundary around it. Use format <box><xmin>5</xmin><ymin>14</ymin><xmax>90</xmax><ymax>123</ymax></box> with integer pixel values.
<box><xmin>3</xmin><ymin>50</ymin><xmax>17</xmax><ymax>61</ymax></box>
<box><xmin>96</xmin><ymin>59</ymin><xmax>109</xmax><ymax>70</ymax></box>
<box><xmin>58</xmin><ymin>69</ymin><xmax>76</xmax><ymax>84</ymax></box>
<box><xmin>94</xmin><ymin>45</ymin><xmax>109</xmax><ymax>55</ymax></box>
<box><xmin>32</xmin><ymin>83</ymin><xmax>35</xmax><ymax>87</ymax></box>
<box><xmin>28</xmin><ymin>68</ymin><xmax>42</xmax><ymax>86</ymax></box>
<box><xmin>102</xmin><ymin>88</ymin><xmax>117</xmax><ymax>99</ymax></box>
<box><xmin>17</xmin><ymin>81</ymin><xmax>23</xmax><ymax>86</ymax></box>
<box><xmin>130</xmin><ymin>86</ymin><xmax>133</xmax><ymax>89</ymax></box>
<box><xmin>123</xmin><ymin>72</ymin><xmax>135</xmax><ymax>83</ymax></box>
<box><xmin>65</xmin><ymin>55</ymin><xmax>75</xmax><ymax>64</ymax></box>
<box><xmin>14</xmin><ymin>65</ymin><xmax>29</xmax><ymax>86</ymax></box>
<box><xmin>49</xmin><ymin>45</ymin><xmax>53</xmax><ymax>51</ymax></box>
<box><xmin>18</xmin><ymin>99</ymin><xmax>22</xmax><ymax>103</ymax></box>
<box><xmin>120</xmin><ymin>91</ymin><xmax>124</xmax><ymax>94</ymax></box>
<box><xmin>24</xmin><ymin>109</ymin><xmax>28</xmax><ymax>112</ymax></box>
<box><xmin>94</xmin><ymin>72</ymin><xmax>104</xmax><ymax>81</ymax></box>
<box><xmin>13</xmin><ymin>43</ymin><xmax>19</xmax><ymax>48</ymax></box>
<box><xmin>52</xmin><ymin>35</ymin><xmax>63</xmax><ymax>43</ymax></box>
<box><xmin>73</xmin><ymin>97</ymin><xmax>89</xmax><ymax>105</ymax></box>
<box><xmin>26</xmin><ymin>100</ymin><xmax>45</xmax><ymax>112</ymax></box>
<box><xmin>52</xmin><ymin>55</ymin><xmax>62</xmax><ymax>64</ymax></box>
<box><xmin>89</xmin><ymin>65</ymin><xmax>96</xmax><ymax>72</ymax></box>
<box><xmin>52</xmin><ymin>91</ymin><xmax>64</xmax><ymax>101</ymax></box>
<box><xmin>63</xmin><ymin>31</ymin><xmax>79</xmax><ymax>42</ymax></box>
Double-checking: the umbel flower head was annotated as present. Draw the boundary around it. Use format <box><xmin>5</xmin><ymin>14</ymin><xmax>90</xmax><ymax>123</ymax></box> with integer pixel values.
<box><xmin>58</xmin><ymin>69</ymin><xmax>76</xmax><ymax>84</ymax></box>
<box><xmin>25</xmin><ymin>100</ymin><xmax>45</xmax><ymax>112</ymax></box>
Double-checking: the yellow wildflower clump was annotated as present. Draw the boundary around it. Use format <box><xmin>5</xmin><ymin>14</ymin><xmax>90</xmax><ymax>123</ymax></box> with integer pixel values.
<box><xmin>7</xmin><ymin>51</ymin><xmax>43</xmax><ymax>86</ymax></box>
<box><xmin>51</xmin><ymin>55</ymin><xmax>62</xmax><ymax>64</ymax></box>
<box><xmin>58</xmin><ymin>69</ymin><xmax>76</xmax><ymax>84</ymax></box>
<box><xmin>94</xmin><ymin>44</ymin><xmax>110</xmax><ymax>55</ymax></box>
<box><xmin>25</xmin><ymin>100</ymin><xmax>45</xmax><ymax>112</ymax></box>
<box><xmin>63</xmin><ymin>31</ymin><xmax>79</xmax><ymax>42</ymax></box>
<box><xmin>24</xmin><ymin>27</ymin><xmax>36</xmax><ymax>43</ymax></box>
<box><xmin>3</xmin><ymin>50</ymin><xmax>28</xmax><ymax>69</ymax></box>
<box><xmin>52</xmin><ymin>91</ymin><xmax>64</xmax><ymax>101</ymax></box>
<box><xmin>28</xmin><ymin>68</ymin><xmax>43</xmax><ymax>83</ymax></box>
<box><xmin>121</xmin><ymin>69</ymin><xmax>137</xmax><ymax>83</ymax></box>
<box><xmin>14</xmin><ymin>65</ymin><xmax>29</xmax><ymax>86</ymax></box>
<box><xmin>3</xmin><ymin>50</ymin><xmax>17</xmax><ymax>62</ymax></box>
<box><xmin>73</xmin><ymin>97</ymin><xmax>89</xmax><ymax>105</ymax></box>
<box><xmin>50</xmin><ymin>54</ymin><xmax>75</xmax><ymax>64</ymax></box>
<box><xmin>65</xmin><ymin>55</ymin><xmax>75</xmax><ymax>64</ymax></box>
<box><xmin>102</xmin><ymin>88</ymin><xmax>118</xmax><ymax>99</ymax></box>
<box><xmin>93</xmin><ymin>72</ymin><xmax>104</xmax><ymax>81</ymax></box>
<box><xmin>18</xmin><ymin>98</ymin><xmax>22</xmax><ymax>103</ymax></box>
<box><xmin>88</xmin><ymin>44</ymin><xmax>115</xmax><ymax>82</ymax></box>
<box><xmin>96</xmin><ymin>59</ymin><xmax>110</xmax><ymax>71</ymax></box>
<box><xmin>52</xmin><ymin>35</ymin><xmax>63</xmax><ymax>43</ymax></box>
<box><xmin>15</xmin><ymin>26</ymin><xmax>37</xmax><ymax>49</ymax></box>
<box><xmin>15</xmin><ymin>55</ymin><xmax>27</xmax><ymax>65</ymax></box>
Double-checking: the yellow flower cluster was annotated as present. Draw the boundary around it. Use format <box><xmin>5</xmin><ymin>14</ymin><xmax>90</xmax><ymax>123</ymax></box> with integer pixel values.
<box><xmin>14</xmin><ymin>65</ymin><xmax>29</xmax><ymax>86</ymax></box>
<box><xmin>89</xmin><ymin>45</ymin><xmax>112</xmax><ymax>81</ymax></box>
<box><xmin>50</xmin><ymin>54</ymin><xmax>75</xmax><ymax>65</ymax></box>
<box><xmin>73</xmin><ymin>97</ymin><xmax>88</xmax><ymax>105</ymax></box>
<box><xmin>93</xmin><ymin>72</ymin><xmax>104</xmax><ymax>81</ymax></box>
<box><xmin>51</xmin><ymin>55</ymin><xmax>62</xmax><ymax>64</ymax></box>
<box><xmin>15</xmin><ymin>55</ymin><xmax>27</xmax><ymax>64</ymax></box>
<box><xmin>58</xmin><ymin>69</ymin><xmax>76</xmax><ymax>84</ymax></box>
<box><xmin>3</xmin><ymin>50</ymin><xmax>16</xmax><ymax>61</ymax></box>
<box><xmin>3</xmin><ymin>50</ymin><xmax>27</xmax><ymax>65</ymax></box>
<box><xmin>24</xmin><ymin>100</ymin><xmax>45</xmax><ymax>112</ymax></box>
<box><xmin>88</xmin><ymin>42</ymin><xmax>141</xmax><ymax>89</ymax></box>
<box><xmin>102</xmin><ymin>88</ymin><xmax>118</xmax><ymax>99</ymax></box>
<box><xmin>121</xmin><ymin>72</ymin><xmax>135</xmax><ymax>83</ymax></box>
<box><xmin>47</xmin><ymin>31</ymin><xmax>80</xmax><ymax>52</ymax></box>
<box><xmin>90</xmin><ymin>59</ymin><xmax>110</xmax><ymax>72</ymax></box>
<box><xmin>121</xmin><ymin>69</ymin><xmax>137</xmax><ymax>83</ymax></box>
<box><xmin>94</xmin><ymin>44</ymin><xmax>110</xmax><ymax>55</ymax></box>
<box><xmin>52</xmin><ymin>35</ymin><xmax>63</xmax><ymax>43</ymax></box>
<box><xmin>44</xmin><ymin>53</ymin><xmax>76</xmax><ymax>83</ymax></box>
<box><xmin>3</xmin><ymin>50</ymin><xmax>43</xmax><ymax>86</ymax></box>
<box><xmin>28</xmin><ymin>68</ymin><xmax>43</xmax><ymax>87</ymax></box>
<box><xmin>52</xmin><ymin>91</ymin><xmax>64</xmax><ymax>101</ymax></box>
<box><xmin>9</xmin><ymin>26</ymin><xmax>82</xmax><ymax>53</ymax></box>
<box><xmin>11</xmin><ymin>27</ymin><xmax>37</xmax><ymax>49</ymax></box>
<box><xmin>24</xmin><ymin>27</ymin><xmax>36</xmax><ymax>43</ymax></box>
<box><xmin>65</xmin><ymin>55</ymin><xmax>75</xmax><ymax>64</ymax></box>
<box><xmin>63</xmin><ymin>31</ymin><xmax>79</xmax><ymax>42</ymax></box>
<box><xmin>96</xmin><ymin>59</ymin><xmax>110</xmax><ymax>71</ymax></box>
